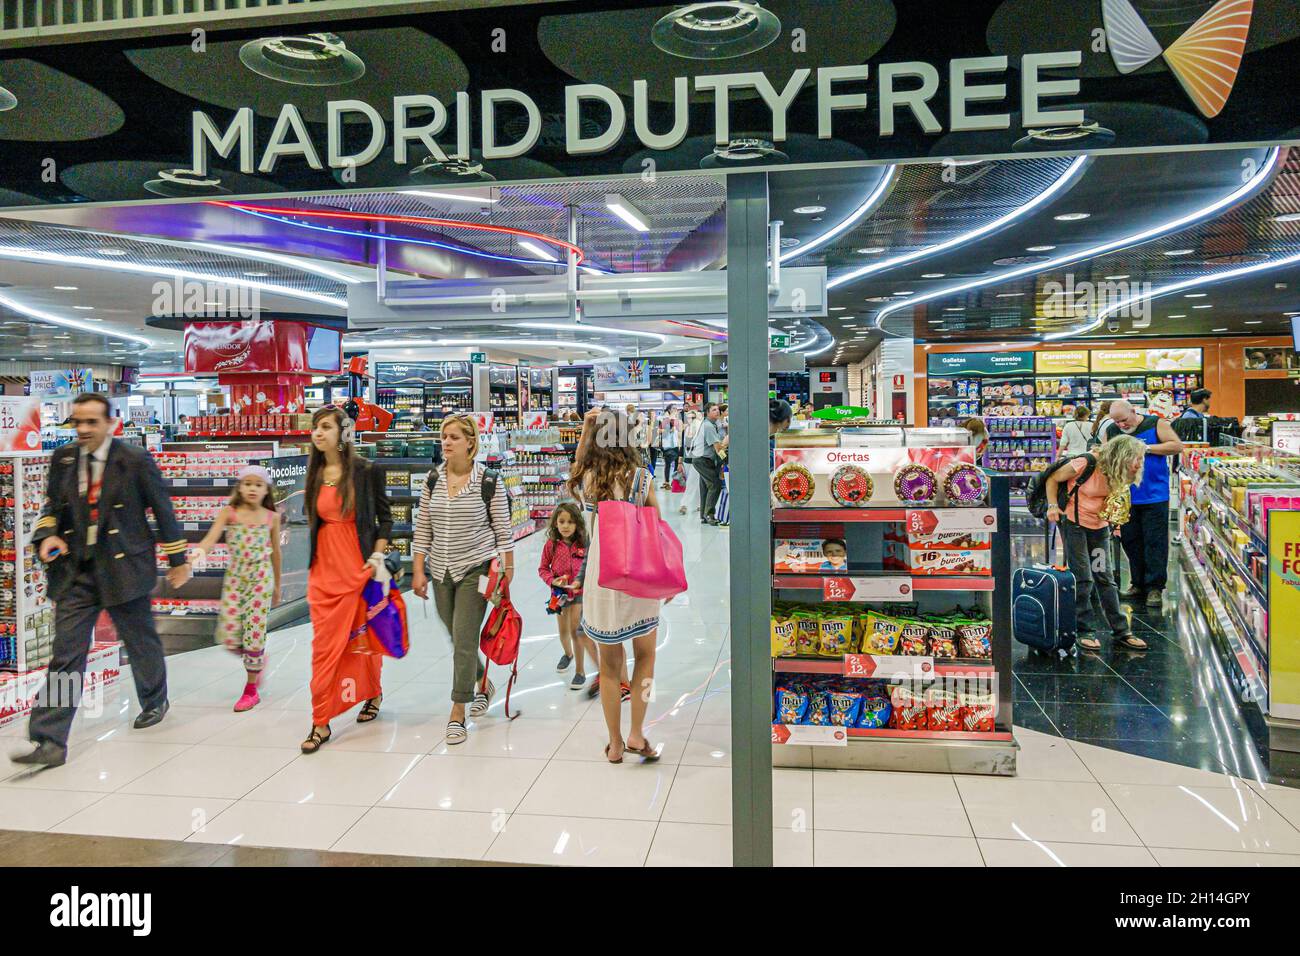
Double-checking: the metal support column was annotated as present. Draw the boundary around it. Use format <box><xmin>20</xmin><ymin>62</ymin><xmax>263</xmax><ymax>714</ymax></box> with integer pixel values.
<box><xmin>727</xmin><ymin>172</ymin><xmax>773</xmax><ymax>867</ymax></box>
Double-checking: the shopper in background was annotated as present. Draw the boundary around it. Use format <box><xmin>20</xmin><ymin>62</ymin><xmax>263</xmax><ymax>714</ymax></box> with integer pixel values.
<box><xmin>569</xmin><ymin>407</ymin><xmax>662</xmax><ymax>762</ymax></box>
<box><xmin>681</xmin><ymin>409</ymin><xmax>703</xmax><ymax>517</ymax></box>
<box><xmin>14</xmin><ymin>393</ymin><xmax>191</xmax><ymax>768</ymax></box>
<box><xmin>300</xmin><ymin>406</ymin><xmax>391</xmax><ymax>754</ymax></box>
<box><xmin>411</xmin><ymin>414</ymin><xmax>514</xmax><ymax>745</ymax></box>
<box><xmin>1103</xmin><ymin>400</ymin><xmax>1184</xmax><ymax>608</ymax></box>
<box><xmin>961</xmin><ymin>417</ymin><xmax>989</xmax><ymax>461</ymax></box>
<box><xmin>191</xmin><ymin>465</ymin><xmax>282</xmax><ymax>712</ymax></box>
<box><xmin>770</xmin><ymin>399</ymin><xmax>792</xmax><ymax>469</ymax></box>
<box><xmin>1059</xmin><ymin>405</ymin><xmax>1094</xmax><ymax>457</ymax></box>
<box><xmin>693</xmin><ymin>403</ymin><xmax>727</xmax><ymax>526</ymax></box>
<box><xmin>1045</xmin><ymin>435</ymin><xmax>1148</xmax><ymax>651</ymax></box>
<box><xmin>540</xmin><ymin>502</ymin><xmax>596</xmax><ymax>689</ymax></box>
<box><xmin>1093</xmin><ymin>400</ymin><xmax>1117</xmax><ymax>444</ymax></box>
<box><xmin>659</xmin><ymin>405</ymin><xmax>683</xmax><ymax>491</ymax></box>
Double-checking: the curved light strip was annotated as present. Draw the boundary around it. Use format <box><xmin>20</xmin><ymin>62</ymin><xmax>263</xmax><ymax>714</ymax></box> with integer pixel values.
<box><xmin>780</xmin><ymin>165</ymin><xmax>899</xmax><ymax>264</ymax></box>
<box><xmin>211</xmin><ymin>201</ymin><xmax>585</xmax><ymax>265</ymax></box>
<box><xmin>875</xmin><ymin>146</ymin><xmax>1283</xmax><ymax>336</ymax></box>
<box><xmin>0</xmin><ymin>244</ymin><xmax>345</xmax><ymax>310</ymax></box>
<box><xmin>828</xmin><ymin>156</ymin><xmax>1089</xmax><ymax>289</ymax></box>
<box><xmin>801</xmin><ymin>339</ymin><xmax>836</xmax><ymax>358</ymax></box>
<box><xmin>515</xmin><ymin>321</ymin><xmax>667</xmax><ymax>346</ymax></box>
<box><xmin>226</xmin><ymin>205</ymin><xmax>576</xmax><ymax>271</ymax></box>
<box><xmin>1061</xmin><ymin>247</ymin><xmax>1300</xmax><ymax>340</ymax></box>
<box><xmin>0</xmin><ymin>292</ymin><xmax>153</xmax><ymax>346</ymax></box>
<box><xmin>195</xmin><ymin>240</ymin><xmax>362</xmax><ymax>285</ymax></box>
<box><xmin>372</xmin><ymin>337</ymin><xmax>615</xmax><ymax>356</ymax></box>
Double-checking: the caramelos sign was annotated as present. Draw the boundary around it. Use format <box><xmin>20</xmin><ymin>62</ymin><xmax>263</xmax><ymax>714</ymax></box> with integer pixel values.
<box><xmin>191</xmin><ymin>53</ymin><xmax>1087</xmax><ymax>175</ymax></box>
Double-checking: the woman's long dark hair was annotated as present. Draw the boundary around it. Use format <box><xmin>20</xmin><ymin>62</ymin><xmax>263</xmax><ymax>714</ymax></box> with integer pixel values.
<box><xmin>546</xmin><ymin>501</ymin><xmax>588</xmax><ymax>549</ymax></box>
<box><xmin>568</xmin><ymin>408</ymin><xmax>642</xmax><ymax>504</ymax></box>
<box><xmin>305</xmin><ymin>406</ymin><xmax>357</xmax><ymax>519</ymax></box>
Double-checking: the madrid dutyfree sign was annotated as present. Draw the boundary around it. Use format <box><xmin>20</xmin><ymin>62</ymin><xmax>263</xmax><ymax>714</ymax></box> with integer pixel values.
<box><xmin>191</xmin><ymin>53</ymin><xmax>1090</xmax><ymax>176</ymax></box>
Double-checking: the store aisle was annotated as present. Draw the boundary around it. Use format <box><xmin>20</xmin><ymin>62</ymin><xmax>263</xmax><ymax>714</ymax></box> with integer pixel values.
<box><xmin>3</xmin><ymin>499</ymin><xmax>1299</xmax><ymax>866</ymax></box>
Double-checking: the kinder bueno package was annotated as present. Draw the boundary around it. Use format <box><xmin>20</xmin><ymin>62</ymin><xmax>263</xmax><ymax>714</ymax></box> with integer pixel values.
<box><xmin>899</xmin><ymin>547</ymin><xmax>992</xmax><ymax>576</ymax></box>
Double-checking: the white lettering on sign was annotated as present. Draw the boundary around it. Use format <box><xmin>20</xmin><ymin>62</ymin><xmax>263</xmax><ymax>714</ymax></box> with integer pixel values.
<box><xmin>191</xmin><ymin>53</ymin><xmax>1087</xmax><ymax>175</ymax></box>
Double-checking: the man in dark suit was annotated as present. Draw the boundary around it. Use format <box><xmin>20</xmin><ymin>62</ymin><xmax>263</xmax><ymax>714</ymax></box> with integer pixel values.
<box><xmin>10</xmin><ymin>393</ymin><xmax>191</xmax><ymax>768</ymax></box>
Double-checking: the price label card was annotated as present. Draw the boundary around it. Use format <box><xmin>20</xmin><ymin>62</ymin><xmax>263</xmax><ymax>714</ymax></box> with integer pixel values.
<box><xmin>771</xmin><ymin>724</ymin><xmax>847</xmax><ymax>747</ymax></box>
<box><xmin>183</xmin><ymin>522</ymin><xmax>199</xmax><ymax>531</ymax></box>
<box><xmin>905</xmin><ymin>508</ymin><xmax>998</xmax><ymax>534</ymax></box>
<box><xmin>172</xmin><ymin>478</ymin><xmax>188</xmax><ymax>487</ymax></box>
<box><xmin>823</xmin><ymin>577</ymin><xmax>913</xmax><ymax>602</ymax></box>
<box><xmin>844</xmin><ymin>654</ymin><xmax>934</xmax><ymax>679</ymax></box>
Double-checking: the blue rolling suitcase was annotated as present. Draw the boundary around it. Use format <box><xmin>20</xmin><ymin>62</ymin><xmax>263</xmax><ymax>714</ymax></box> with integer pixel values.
<box><xmin>1012</xmin><ymin>531</ymin><xmax>1077</xmax><ymax>655</ymax></box>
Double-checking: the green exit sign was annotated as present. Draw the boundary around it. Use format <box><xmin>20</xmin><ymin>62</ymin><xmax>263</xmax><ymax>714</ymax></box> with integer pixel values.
<box><xmin>769</xmin><ymin>334</ymin><xmax>789</xmax><ymax>349</ymax></box>
<box><xmin>470</xmin><ymin>352</ymin><xmax>487</xmax><ymax>364</ymax></box>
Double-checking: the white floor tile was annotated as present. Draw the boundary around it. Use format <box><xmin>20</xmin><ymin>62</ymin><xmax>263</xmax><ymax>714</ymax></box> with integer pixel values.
<box><xmin>1</xmin><ymin>740</ymin><xmax>189</xmax><ymax>793</ymax></box>
<box><xmin>977</xmin><ymin>838</ymin><xmax>1157</xmax><ymax>867</ymax></box>
<box><xmin>120</xmin><ymin>705</ymin><xmax>244</xmax><ymax>745</ymax></box>
<box><xmin>552</xmin><ymin>721</ymin><xmax>684</xmax><ymax>764</ymax></box>
<box><xmin>815</xmin><ymin>770</ymin><xmax>972</xmax><ymax>838</ymax></box>
<box><xmin>1069</xmin><ymin>739</ymin><xmax>1244</xmax><ymax>788</ymax></box>
<box><xmin>516</xmin><ymin>758</ymin><xmax>677</xmax><ymax>821</ymax></box>
<box><xmin>1013</xmin><ymin>729</ymin><xmax>1094</xmax><ymax>782</ymax></box>
<box><xmin>331</xmin><ymin>807</ymin><xmax>500</xmax><ymax>860</ymax></box>
<box><xmin>325</xmin><ymin>713</ymin><xmax>453</xmax><ymax>754</ymax></box>
<box><xmin>486</xmin><ymin>813</ymin><xmax>657</xmax><ymax>866</ymax></box>
<box><xmin>245</xmin><ymin>750</ymin><xmax>423</xmax><ymax>806</ymax></box>
<box><xmin>0</xmin><ymin>787</ymin><xmax>104</xmax><ymax>831</ymax></box>
<box><xmin>53</xmin><ymin>792</ymin><xmax>234</xmax><ymax>842</ymax></box>
<box><xmin>380</xmin><ymin>754</ymin><xmax>547</xmax><ymax>813</ymax></box>
<box><xmin>197</xmin><ymin>707</ymin><xmax>318</xmax><ymax>749</ymax></box>
<box><xmin>815</xmin><ymin>830</ymin><xmax>985</xmax><ymax>866</ymax></box>
<box><xmin>1244</xmin><ymin>780</ymin><xmax>1300</xmax><ymax>830</ymax></box>
<box><xmin>427</xmin><ymin>717</ymin><xmax>574</xmax><ymax>760</ymax></box>
<box><xmin>1104</xmin><ymin>782</ymin><xmax>1300</xmax><ymax>854</ymax></box>
<box><xmin>1150</xmin><ymin>847</ymin><xmax>1300</xmax><ymax>866</ymax></box>
<box><xmin>187</xmin><ymin>800</ymin><xmax>367</xmax><ymax>850</ymax></box>
<box><xmin>955</xmin><ymin>778</ymin><xmax>1141</xmax><ymax>846</ymax></box>
<box><xmin>644</xmin><ymin>821</ymin><xmax>811</xmax><ymax>866</ymax></box>
<box><xmin>662</xmin><ymin>765</ymin><xmax>811</xmax><ymax>829</ymax></box>
<box><xmin>680</xmin><ymin>723</ymin><xmax>733</xmax><ymax>767</ymax></box>
<box><xmin>121</xmin><ymin>745</ymin><xmax>300</xmax><ymax>799</ymax></box>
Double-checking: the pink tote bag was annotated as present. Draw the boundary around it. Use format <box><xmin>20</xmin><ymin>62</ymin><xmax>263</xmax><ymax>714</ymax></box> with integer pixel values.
<box><xmin>596</xmin><ymin>472</ymin><xmax>687</xmax><ymax>600</ymax></box>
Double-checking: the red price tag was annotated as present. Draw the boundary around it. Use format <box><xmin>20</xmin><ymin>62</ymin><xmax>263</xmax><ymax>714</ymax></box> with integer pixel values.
<box><xmin>844</xmin><ymin>654</ymin><xmax>873</xmax><ymax>677</ymax></box>
<box><xmin>771</xmin><ymin>724</ymin><xmax>791</xmax><ymax>744</ymax></box>
<box><xmin>906</xmin><ymin>510</ymin><xmax>938</xmax><ymax>534</ymax></box>
<box><xmin>822</xmin><ymin>577</ymin><xmax>853</xmax><ymax>601</ymax></box>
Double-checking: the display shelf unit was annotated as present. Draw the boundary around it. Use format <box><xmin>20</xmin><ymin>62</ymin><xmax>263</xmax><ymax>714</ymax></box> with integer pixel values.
<box><xmin>982</xmin><ymin>417</ymin><xmax>1056</xmax><ymax>506</ymax></box>
<box><xmin>0</xmin><ymin>453</ymin><xmax>54</xmax><ymax>673</ymax></box>
<box><xmin>770</xmin><ymin>467</ymin><xmax>1015</xmax><ymax>775</ymax></box>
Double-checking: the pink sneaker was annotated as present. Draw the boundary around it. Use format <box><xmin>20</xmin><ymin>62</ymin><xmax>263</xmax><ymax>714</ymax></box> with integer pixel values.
<box><xmin>233</xmin><ymin>688</ymin><xmax>260</xmax><ymax>713</ymax></box>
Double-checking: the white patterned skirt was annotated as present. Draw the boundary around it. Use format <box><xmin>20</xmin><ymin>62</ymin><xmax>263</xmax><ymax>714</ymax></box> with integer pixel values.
<box><xmin>578</xmin><ymin>501</ymin><xmax>662</xmax><ymax>644</ymax></box>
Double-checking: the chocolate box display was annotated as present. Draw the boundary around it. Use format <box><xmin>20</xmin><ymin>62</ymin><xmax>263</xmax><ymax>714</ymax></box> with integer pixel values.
<box><xmin>772</xmin><ymin>445</ymin><xmax>980</xmax><ymax>508</ymax></box>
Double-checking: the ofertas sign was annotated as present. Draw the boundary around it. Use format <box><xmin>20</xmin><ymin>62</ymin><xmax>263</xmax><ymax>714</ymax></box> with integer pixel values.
<box><xmin>926</xmin><ymin>352</ymin><xmax>1034</xmax><ymax>376</ymax></box>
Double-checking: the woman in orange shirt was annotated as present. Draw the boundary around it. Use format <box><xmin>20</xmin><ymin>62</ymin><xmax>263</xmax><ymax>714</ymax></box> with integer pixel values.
<box><xmin>1044</xmin><ymin>435</ymin><xmax>1148</xmax><ymax>652</ymax></box>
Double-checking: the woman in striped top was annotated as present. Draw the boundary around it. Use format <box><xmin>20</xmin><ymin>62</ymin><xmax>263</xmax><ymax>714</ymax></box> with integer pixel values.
<box><xmin>411</xmin><ymin>415</ymin><xmax>515</xmax><ymax>745</ymax></box>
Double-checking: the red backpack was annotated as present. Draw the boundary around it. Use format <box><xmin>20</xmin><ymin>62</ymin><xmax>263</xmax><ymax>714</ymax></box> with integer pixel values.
<box><xmin>479</xmin><ymin>562</ymin><xmax>522</xmax><ymax>720</ymax></box>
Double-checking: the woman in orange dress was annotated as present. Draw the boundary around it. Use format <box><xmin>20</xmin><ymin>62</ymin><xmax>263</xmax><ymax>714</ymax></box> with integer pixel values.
<box><xmin>301</xmin><ymin>406</ymin><xmax>393</xmax><ymax>753</ymax></box>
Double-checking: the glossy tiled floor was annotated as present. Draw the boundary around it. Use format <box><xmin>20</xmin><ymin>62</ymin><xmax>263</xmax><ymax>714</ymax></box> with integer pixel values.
<box><xmin>2</xmin><ymin>499</ymin><xmax>1297</xmax><ymax>866</ymax></box>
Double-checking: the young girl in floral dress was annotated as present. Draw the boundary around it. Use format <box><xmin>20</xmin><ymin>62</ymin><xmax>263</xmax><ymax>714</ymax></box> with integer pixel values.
<box><xmin>193</xmin><ymin>465</ymin><xmax>282</xmax><ymax>712</ymax></box>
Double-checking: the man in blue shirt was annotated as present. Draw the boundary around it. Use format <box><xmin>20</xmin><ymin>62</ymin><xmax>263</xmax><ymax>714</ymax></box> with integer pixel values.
<box><xmin>1105</xmin><ymin>400</ymin><xmax>1185</xmax><ymax>609</ymax></box>
<box><xmin>693</xmin><ymin>403</ymin><xmax>727</xmax><ymax>526</ymax></box>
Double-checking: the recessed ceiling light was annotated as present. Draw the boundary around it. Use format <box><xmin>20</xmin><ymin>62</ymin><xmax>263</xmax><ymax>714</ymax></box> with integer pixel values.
<box><xmin>519</xmin><ymin>239</ymin><xmax>559</xmax><ymax>262</ymax></box>
<box><xmin>1054</xmin><ymin>212</ymin><xmax>1091</xmax><ymax>221</ymax></box>
<box><xmin>1104</xmin><ymin>275</ymin><xmax>1130</xmax><ymax>280</ymax></box>
<box><xmin>1212</xmin><ymin>327</ymin><xmax>1229</xmax><ymax>332</ymax></box>
<box><xmin>1184</xmin><ymin>293</ymin><xmax>1207</xmax><ymax>298</ymax></box>
<box><xmin>1168</xmin><ymin>314</ymin><xmax>1186</xmax><ymax>319</ymax></box>
<box><xmin>1193</xmin><ymin>304</ymin><xmax>1213</xmax><ymax>309</ymax></box>
<box><xmin>73</xmin><ymin>305</ymin><xmax>94</xmax><ymax>310</ymax></box>
<box><xmin>1273</xmin><ymin>213</ymin><xmax>1300</xmax><ymax>223</ymax></box>
<box><xmin>1026</xmin><ymin>245</ymin><xmax>1056</xmax><ymax>252</ymax></box>
<box><xmin>53</xmin><ymin>285</ymin><xmax>77</xmax><ymax>291</ymax></box>
<box><xmin>96</xmin><ymin>248</ymin><xmax>126</xmax><ymax>256</ymax></box>
<box><xmin>921</xmin><ymin>273</ymin><xmax>945</xmax><ymax>279</ymax></box>
<box><xmin>894</xmin><ymin>290</ymin><xmax>914</xmax><ymax>296</ymax></box>
<box><xmin>1164</xmin><ymin>249</ymin><xmax>1195</xmax><ymax>256</ymax></box>
<box><xmin>605</xmin><ymin>193</ymin><xmax>651</xmax><ymax>232</ymax></box>
<box><xmin>829</xmin><ymin>307</ymin><xmax>846</xmax><ymax>312</ymax></box>
<box><xmin>856</xmin><ymin>247</ymin><xmax>885</xmax><ymax>255</ymax></box>
<box><xmin>243</xmin><ymin>270</ymin><xmax>269</xmax><ymax>277</ymax></box>
<box><xmin>996</xmin><ymin>292</ymin><xmax>1024</xmax><ymax>298</ymax></box>
<box><xmin>944</xmin><ymin>307</ymin><xmax>964</xmax><ymax>312</ymax></box>
<box><xmin>1245</xmin><ymin>320</ymin><xmax>1263</xmax><ymax>325</ymax></box>
<box><xmin>794</xmin><ymin>205</ymin><xmax>826</xmax><ymax>215</ymax></box>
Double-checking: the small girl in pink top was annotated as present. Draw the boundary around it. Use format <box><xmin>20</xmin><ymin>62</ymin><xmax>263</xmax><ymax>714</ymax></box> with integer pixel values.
<box><xmin>539</xmin><ymin>503</ymin><xmax>597</xmax><ymax>689</ymax></box>
<box><xmin>1044</xmin><ymin>435</ymin><xmax>1147</xmax><ymax>652</ymax></box>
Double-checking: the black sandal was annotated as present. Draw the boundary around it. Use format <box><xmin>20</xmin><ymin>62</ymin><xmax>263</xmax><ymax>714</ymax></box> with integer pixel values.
<box><xmin>357</xmin><ymin>696</ymin><xmax>382</xmax><ymax>723</ymax></box>
<box><xmin>301</xmin><ymin>725</ymin><xmax>331</xmax><ymax>754</ymax></box>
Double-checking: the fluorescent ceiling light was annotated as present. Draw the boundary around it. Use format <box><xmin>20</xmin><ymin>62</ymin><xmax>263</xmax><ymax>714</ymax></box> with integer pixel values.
<box><xmin>438</xmin><ymin>338</ymin><xmax>614</xmax><ymax>355</ymax></box>
<box><xmin>1245</xmin><ymin>320</ymin><xmax>1262</xmax><ymax>324</ymax></box>
<box><xmin>519</xmin><ymin>239</ymin><xmax>559</xmax><ymax>262</ymax></box>
<box><xmin>243</xmin><ymin>270</ymin><xmax>268</xmax><ymax>277</ymax></box>
<box><xmin>883</xmin><ymin>147</ymin><xmax>1283</xmax><ymax>339</ymax></box>
<box><xmin>605</xmin><ymin>193</ymin><xmax>651</xmax><ymax>232</ymax></box>
<box><xmin>922</xmin><ymin>273</ymin><xmax>945</xmax><ymax>278</ymax></box>
<box><xmin>1026</xmin><ymin>245</ymin><xmax>1057</xmax><ymax>252</ymax></box>
<box><xmin>53</xmin><ymin>285</ymin><xmax>77</xmax><ymax>290</ymax></box>
<box><xmin>996</xmin><ymin>293</ymin><xmax>1023</xmax><ymax>298</ymax></box>
<box><xmin>1168</xmin><ymin>313</ymin><xmax>1186</xmax><ymax>318</ymax></box>
<box><xmin>829</xmin><ymin>157</ymin><xmax>1087</xmax><ymax>289</ymax></box>
<box><xmin>515</xmin><ymin>321</ymin><xmax>666</xmax><ymax>346</ymax></box>
<box><xmin>404</xmin><ymin>189</ymin><xmax>499</xmax><ymax>204</ymax></box>
<box><xmin>1054</xmin><ymin>212</ymin><xmax>1091</xmax><ymax>221</ymax></box>
<box><xmin>793</xmin><ymin>205</ymin><xmax>826</xmax><ymax>215</ymax></box>
<box><xmin>1212</xmin><ymin>327</ymin><xmax>1229</xmax><ymax>331</ymax></box>
<box><xmin>73</xmin><ymin>305</ymin><xmax>94</xmax><ymax>310</ymax></box>
<box><xmin>1185</xmin><ymin>293</ymin><xmax>1207</xmax><ymax>298</ymax></box>
<box><xmin>1273</xmin><ymin>213</ymin><xmax>1300</xmax><ymax>223</ymax></box>
<box><xmin>0</xmin><ymin>292</ymin><xmax>152</xmax><ymax>346</ymax></box>
<box><xmin>829</xmin><ymin>306</ymin><xmax>847</xmax><ymax>311</ymax></box>
<box><xmin>856</xmin><ymin>247</ymin><xmax>886</xmax><ymax>254</ymax></box>
<box><xmin>1193</xmin><ymin>304</ymin><xmax>1213</xmax><ymax>309</ymax></box>
<box><xmin>1164</xmin><ymin>249</ymin><xmax>1196</xmax><ymax>256</ymax></box>
<box><xmin>781</xmin><ymin>167</ymin><xmax>897</xmax><ymax>264</ymax></box>
<box><xmin>96</xmin><ymin>247</ymin><xmax>126</xmax><ymax>256</ymax></box>
<box><xmin>1104</xmin><ymin>275</ymin><xmax>1130</xmax><ymax>280</ymax></box>
<box><xmin>894</xmin><ymin>290</ymin><xmax>913</xmax><ymax>296</ymax></box>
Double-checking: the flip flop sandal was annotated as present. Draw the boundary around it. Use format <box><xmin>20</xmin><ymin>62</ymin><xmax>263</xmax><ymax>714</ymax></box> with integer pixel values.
<box><xmin>445</xmin><ymin>720</ymin><xmax>468</xmax><ymax>745</ymax></box>
<box><xmin>357</xmin><ymin>696</ymin><xmax>382</xmax><ymax>723</ymax></box>
<box><xmin>301</xmin><ymin>726</ymin><xmax>331</xmax><ymax>754</ymax></box>
<box><xmin>1117</xmin><ymin>634</ymin><xmax>1149</xmax><ymax>650</ymax></box>
<box><xmin>624</xmin><ymin>738</ymin><xmax>661</xmax><ymax>762</ymax></box>
<box><xmin>1078</xmin><ymin>636</ymin><xmax>1102</xmax><ymax>651</ymax></box>
<box><xmin>604</xmin><ymin>741</ymin><xmax>625</xmax><ymax>764</ymax></box>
